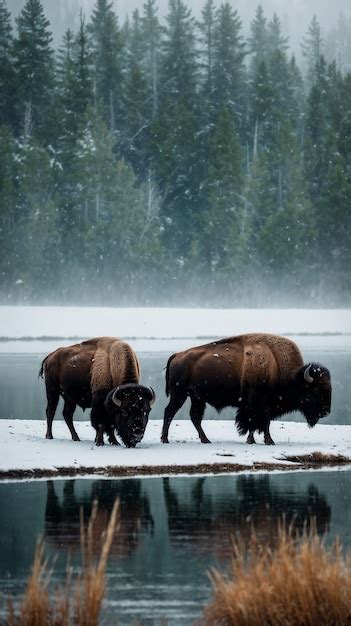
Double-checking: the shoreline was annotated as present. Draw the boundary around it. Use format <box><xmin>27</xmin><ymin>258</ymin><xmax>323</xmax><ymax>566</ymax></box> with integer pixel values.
<box><xmin>2</xmin><ymin>452</ymin><xmax>350</xmax><ymax>481</ymax></box>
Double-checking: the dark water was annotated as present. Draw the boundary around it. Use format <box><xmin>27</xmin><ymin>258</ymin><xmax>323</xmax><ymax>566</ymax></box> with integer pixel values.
<box><xmin>1</xmin><ymin>471</ymin><xmax>351</xmax><ymax>624</ymax></box>
<box><xmin>0</xmin><ymin>347</ymin><xmax>350</xmax><ymax>424</ymax></box>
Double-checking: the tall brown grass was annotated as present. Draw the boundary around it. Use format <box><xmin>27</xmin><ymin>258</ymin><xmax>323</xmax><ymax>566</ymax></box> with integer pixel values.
<box><xmin>7</xmin><ymin>499</ymin><xmax>119</xmax><ymax>626</ymax></box>
<box><xmin>203</xmin><ymin>523</ymin><xmax>351</xmax><ymax>626</ymax></box>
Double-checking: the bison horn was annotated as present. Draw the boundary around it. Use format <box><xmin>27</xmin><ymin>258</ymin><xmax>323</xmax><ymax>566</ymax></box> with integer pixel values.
<box><xmin>149</xmin><ymin>387</ymin><xmax>156</xmax><ymax>406</ymax></box>
<box><xmin>304</xmin><ymin>364</ymin><xmax>314</xmax><ymax>384</ymax></box>
<box><xmin>112</xmin><ymin>388</ymin><xmax>122</xmax><ymax>407</ymax></box>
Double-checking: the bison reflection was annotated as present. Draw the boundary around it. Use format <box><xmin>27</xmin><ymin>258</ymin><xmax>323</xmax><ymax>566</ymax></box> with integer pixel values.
<box><xmin>45</xmin><ymin>479</ymin><xmax>154</xmax><ymax>558</ymax></box>
<box><xmin>163</xmin><ymin>475</ymin><xmax>331</xmax><ymax>558</ymax></box>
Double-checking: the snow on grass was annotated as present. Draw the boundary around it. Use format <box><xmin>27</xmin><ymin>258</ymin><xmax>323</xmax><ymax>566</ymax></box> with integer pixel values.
<box><xmin>0</xmin><ymin>306</ymin><xmax>350</xmax><ymax>340</ymax></box>
<box><xmin>2</xmin><ymin>419</ymin><xmax>351</xmax><ymax>475</ymax></box>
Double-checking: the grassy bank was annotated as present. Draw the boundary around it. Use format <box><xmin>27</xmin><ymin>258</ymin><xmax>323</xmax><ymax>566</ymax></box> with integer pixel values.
<box><xmin>203</xmin><ymin>524</ymin><xmax>351</xmax><ymax>625</ymax></box>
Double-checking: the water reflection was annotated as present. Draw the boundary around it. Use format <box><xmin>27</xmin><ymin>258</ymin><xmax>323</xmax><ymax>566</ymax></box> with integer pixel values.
<box><xmin>45</xmin><ymin>479</ymin><xmax>154</xmax><ymax>559</ymax></box>
<box><xmin>163</xmin><ymin>475</ymin><xmax>331</xmax><ymax>557</ymax></box>
<box><xmin>1</xmin><ymin>472</ymin><xmax>348</xmax><ymax>625</ymax></box>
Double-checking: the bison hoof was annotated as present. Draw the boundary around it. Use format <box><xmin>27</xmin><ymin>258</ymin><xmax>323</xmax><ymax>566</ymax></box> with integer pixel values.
<box><xmin>45</xmin><ymin>433</ymin><xmax>53</xmax><ymax>440</ymax></box>
<box><xmin>108</xmin><ymin>438</ymin><xmax>120</xmax><ymax>446</ymax></box>
<box><xmin>72</xmin><ymin>435</ymin><xmax>80</xmax><ymax>442</ymax></box>
<box><xmin>161</xmin><ymin>436</ymin><xmax>169</xmax><ymax>444</ymax></box>
<box><xmin>247</xmin><ymin>434</ymin><xmax>256</xmax><ymax>444</ymax></box>
<box><xmin>95</xmin><ymin>439</ymin><xmax>104</xmax><ymax>447</ymax></box>
<box><xmin>200</xmin><ymin>438</ymin><xmax>211</xmax><ymax>444</ymax></box>
<box><xmin>264</xmin><ymin>439</ymin><xmax>275</xmax><ymax>445</ymax></box>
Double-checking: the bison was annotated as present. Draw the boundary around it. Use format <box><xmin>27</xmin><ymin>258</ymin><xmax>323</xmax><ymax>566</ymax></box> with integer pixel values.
<box><xmin>39</xmin><ymin>337</ymin><xmax>155</xmax><ymax>447</ymax></box>
<box><xmin>161</xmin><ymin>333</ymin><xmax>331</xmax><ymax>445</ymax></box>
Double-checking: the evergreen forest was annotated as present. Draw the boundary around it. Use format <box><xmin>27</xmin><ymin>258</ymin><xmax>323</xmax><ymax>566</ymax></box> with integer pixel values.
<box><xmin>0</xmin><ymin>0</ymin><xmax>350</xmax><ymax>306</ymax></box>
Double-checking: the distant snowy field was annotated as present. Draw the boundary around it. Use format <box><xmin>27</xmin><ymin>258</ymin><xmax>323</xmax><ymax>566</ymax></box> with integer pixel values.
<box><xmin>2</xmin><ymin>419</ymin><xmax>351</xmax><ymax>474</ymax></box>
<box><xmin>0</xmin><ymin>306</ymin><xmax>350</xmax><ymax>340</ymax></box>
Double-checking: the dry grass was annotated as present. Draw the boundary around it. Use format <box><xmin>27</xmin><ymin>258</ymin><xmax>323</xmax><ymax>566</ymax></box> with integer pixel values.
<box><xmin>281</xmin><ymin>451</ymin><xmax>351</xmax><ymax>465</ymax></box>
<box><xmin>203</xmin><ymin>523</ymin><xmax>351</xmax><ymax>626</ymax></box>
<box><xmin>7</xmin><ymin>498</ymin><xmax>119</xmax><ymax>626</ymax></box>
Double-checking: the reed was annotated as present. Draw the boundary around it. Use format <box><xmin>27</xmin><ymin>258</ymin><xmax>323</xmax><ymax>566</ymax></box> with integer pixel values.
<box><xmin>7</xmin><ymin>498</ymin><xmax>119</xmax><ymax>626</ymax></box>
<box><xmin>203</xmin><ymin>523</ymin><xmax>351</xmax><ymax>626</ymax></box>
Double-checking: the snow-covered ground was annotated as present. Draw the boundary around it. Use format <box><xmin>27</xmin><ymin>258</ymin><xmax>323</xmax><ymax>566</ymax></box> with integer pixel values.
<box><xmin>1</xmin><ymin>419</ymin><xmax>351</xmax><ymax>475</ymax></box>
<box><xmin>0</xmin><ymin>306</ymin><xmax>350</xmax><ymax>340</ymax></box>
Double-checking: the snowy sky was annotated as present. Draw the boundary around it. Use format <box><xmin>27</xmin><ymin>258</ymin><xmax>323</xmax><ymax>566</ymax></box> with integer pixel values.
<box><xmin>10</xmin><ymin>0</ymin><xmax>351</xmax><ymax>42</ymax></box>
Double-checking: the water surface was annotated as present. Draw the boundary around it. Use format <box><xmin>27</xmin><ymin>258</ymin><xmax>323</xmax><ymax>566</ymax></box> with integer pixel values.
<box><xmin>1</xmin><ymin>471</ymin><xmax>351</xmax><ymax>624</ymax></box>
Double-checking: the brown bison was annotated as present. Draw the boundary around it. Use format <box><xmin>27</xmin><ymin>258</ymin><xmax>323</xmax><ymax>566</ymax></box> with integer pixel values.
<box><xmin>39</xmin><ymin>337</ymin><xmax>155</xmax><ymax>447</ymax></box>
<box><xmin>161</xmin><ymin>333</ymin><xmax>331</xmax><ymax>445</ymax></box>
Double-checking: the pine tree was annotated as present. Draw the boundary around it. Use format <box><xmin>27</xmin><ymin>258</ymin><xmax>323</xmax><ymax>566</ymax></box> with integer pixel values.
<box><xmin>0</xmin><ymin>1</ymin><xmax>17</xmax><ymax>130</ymax></box>
<box><xmin>140</xmin><ymin>0</ymin><xmax>162</xmax><ymax>118</ymax></box>
<box><xmin>304</xmin><ymin>56</ymin><xmax>329</xmax><ymax>205</ymax></box>
<box><xmin>257</xmin><ymin>126</ymin><xmax>314</xmax><ymax>280</ymax></box>
<box><xmin>13</xmin><ymin>0</ymin><xmax>54</xmax><ymax>142</ymax></box>
<box><xmin>0</xmin><ymin>125</ymin><xmax>17</xmax><ymax>291</ymax></box>
<box><xmin>150</xmin><ymin>0</ymin><xmax>199</xmax><ymax>258</ymax></box>
<box><xmin>56</xmin><ymin>17</ymin><xmax>93</xmax><ymax>168</ymax></box>
<box><xmin>301</xmin><ymin>15</ymin><xmax>323</xmax><ymax>88</ymax></box>
<box><xmin>158</xmin><ymin>0</ymin><xmax>198</xmax><ymax>110</ymax></box>
<box><xmin>129</xmin><ymin>9</ymin><xmax>144</xmax><ymax>66</ymax></box>
<box><xmin>198</xmin><ymin>0</ymin><xmax>216</xmax><ymax>120</ymax></box>
<box><xmin>122</xmin><ymin>62</ymin><xmax>149</xmax><ymax>177</ymax></box>
<box><xmin>250</xmin><ymin>60</ymin><xmax>275</xmax><ymax>158</ymax></box>
<box><xmin>314</xmin><ymin>71</ymin><xmax>351</xmax><ymax>295</ymax></box>
<box><xmin>288</xmin><ymin>55</ymin><xmax>305</xmax><ymax>142</ymax></box>
<box><xmin>211</xmin><ymin>3</ymin><xmax>246</xmax><ymax>132</ymax></box>
<box><xmin>267</xmin><ymin>13</ymin><xmax>288</xmax><ymax>55</ymax></box>
<box><xmin>88</xmin><ymin>0</ymin><xmax>122</xmax><ymax>133</ymax></box>
<box><xmin>11</xmin><ymin>137</ymin><xmax>59</xmax><ymax>297</ymax></box>
<box><xmin>247</xmin><ymin>4</ymin><xmax>268</xmax><ymax>78</ymax></box>
<box><xmin>196</xmin><ymin>108</ymin><xmax>247</xmax><ymax>273</ymax></box>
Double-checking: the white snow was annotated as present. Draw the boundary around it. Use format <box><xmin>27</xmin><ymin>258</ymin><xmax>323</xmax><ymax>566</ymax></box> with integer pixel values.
<box><xmin>1</xmin><ymin>419</ymin><xmax>350</xmax><ymax>474</ymax></box>
<box><xmin>0</xmin><ymin>306</ymin><xmax>350</xmax><ymax>340</ymax></box>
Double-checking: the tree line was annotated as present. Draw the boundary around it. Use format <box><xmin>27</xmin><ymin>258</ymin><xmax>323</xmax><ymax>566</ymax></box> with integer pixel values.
<box><xmin>0</xmin><ymin>0</ymin><xmax>350</xmax><ymax>305</ymax></box>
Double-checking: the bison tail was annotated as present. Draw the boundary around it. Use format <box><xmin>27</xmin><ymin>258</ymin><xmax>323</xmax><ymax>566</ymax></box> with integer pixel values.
<box><xmin>235</xmin><ymin>409</ymin><xmax>250</xmax><ymax>436</ymax></box>
<box><xmin>38</xmin><ymin>356</ymin><xmax>48</xmax><ymax>379</ymax></box>
<box><xmin>165</xmin><ymin>353</ymin><xmax>177</xmax><ymax>397</ymax></box>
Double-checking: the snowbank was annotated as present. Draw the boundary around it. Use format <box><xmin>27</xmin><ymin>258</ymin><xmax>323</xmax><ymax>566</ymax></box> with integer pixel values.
<box><xmin>1</xmin><ymin>419</ymin><xmax>351</xmax><ymax>476</ymax></box>
<box><xmin>0</xmin><ymin>306</ymin><xmax>350</xmax><ymax>340</ymax></box>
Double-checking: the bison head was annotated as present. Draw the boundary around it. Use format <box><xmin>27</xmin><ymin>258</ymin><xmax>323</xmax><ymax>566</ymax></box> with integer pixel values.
<box><xmin>296</xmin><ymin>362</ymin><xmax>332</xmax><ymax>427</ymax></box>
<box><xmin>104</xmin><ymin>383</ymin><xmax>155</xmax><ymax>447</ymax></box>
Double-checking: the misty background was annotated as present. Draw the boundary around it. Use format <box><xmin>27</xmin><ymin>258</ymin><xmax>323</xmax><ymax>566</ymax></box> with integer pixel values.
<box><xmin>9</xmin><ymin>0</ymin><xmax>351</xmax><ymax>51</ymax></box>
<box><xmin>1</xmin><ymin>0</ymin><xmax>351</xmax><ymax>306</ymax></box>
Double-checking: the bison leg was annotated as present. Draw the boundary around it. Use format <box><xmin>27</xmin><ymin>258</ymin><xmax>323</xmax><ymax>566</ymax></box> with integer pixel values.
<box><xmin>62</xmin><ymin>398</ymin><xmax>80</xmax><ymax>441</ymax></box>
<box><xmin>108</xmin><ymin>427</ymin><xmax>120</xmax><ymax>446</ymax></box>
<box><xmin>247</xmin><ymin>431</ymin><xmax>256</xmax><ymax>444</ymax></box>
<box><xmin>45</xmin><ymin>385</ymin><xmax>60</xmax><ymax>440</ymax></box>
<box><xmin>264</xmin><ymin>422</ymin><xmax>275</xmax><ymax>445</ymax></box>
<box><xmin>161</xmin><ymin>393</ymin><xmax>187</xmax><ymax>443</ymax></box>
<box><xmin>95</xmin><ymin>424</ymin><xmax>105</xmax><ymax>446</ymax></box>
<box><xmin>91</xmin><ymin>392</ymin><xmax>108</xmax><ymax>446</ymax></box>
<box><xmin>190</xmin><ymin>398</ymin><xmax>210</xmax><ymax>443</ymax></box>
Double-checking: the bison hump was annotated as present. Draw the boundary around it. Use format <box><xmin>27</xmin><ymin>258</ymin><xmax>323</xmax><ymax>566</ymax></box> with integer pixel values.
<box><xmin>241</xmin><ymin>336</ymin><xmax>303</xmax><ymax>385</ymax></box>
<box><xmin>241</xmin><ymin>342</ymin><xmax>278</xmax><ymax>386</ymax></box>
<box><xmin>90</xmin><ymin>340</ymin><xmax>139</xmax><ymax>392</ymax></box>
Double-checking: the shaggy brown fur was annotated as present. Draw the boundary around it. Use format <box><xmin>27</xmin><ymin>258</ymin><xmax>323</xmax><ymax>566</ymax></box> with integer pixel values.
<box><xmin>90</xmin><ymin>338</ymin><xmax>140</xmax><ymax>393</ymax></box>
<box><xmin>40</xmin><ymin>337</ymin><xmax>141</xmax><ymax>443</ymax></box>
